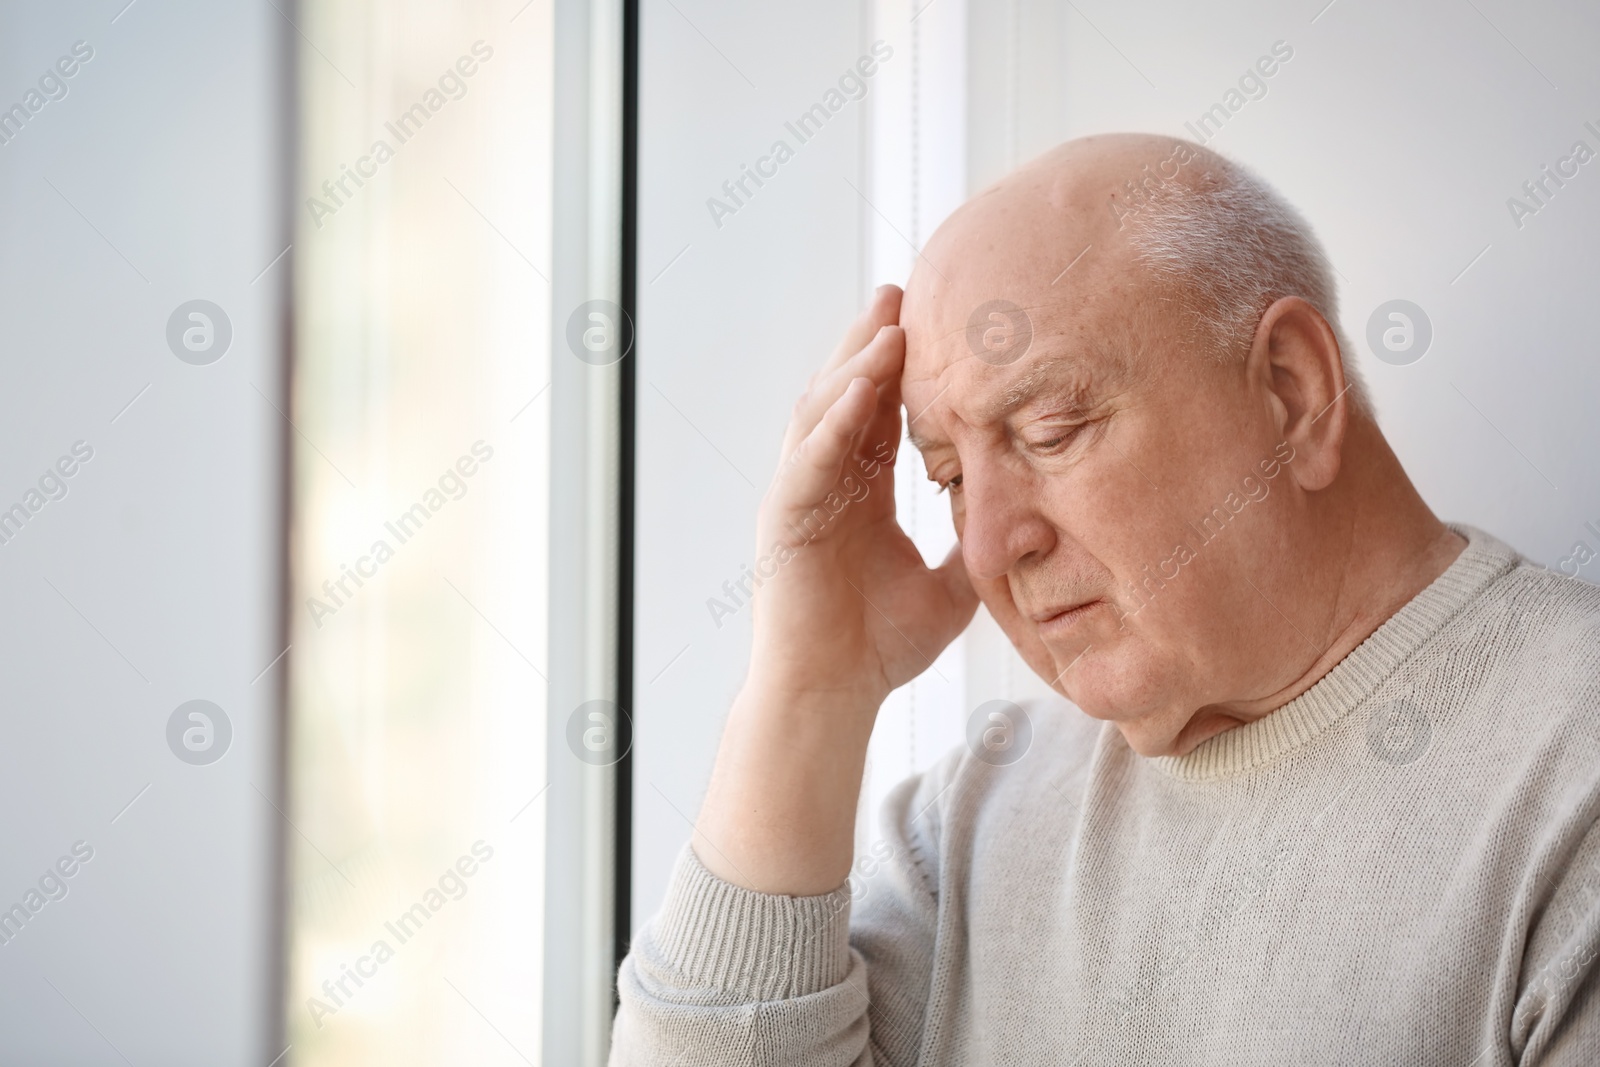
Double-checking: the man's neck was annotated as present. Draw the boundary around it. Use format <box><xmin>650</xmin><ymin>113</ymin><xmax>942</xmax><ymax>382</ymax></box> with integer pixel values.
<box><xmin>1167</xmin><ymin>423</ymin><xmax>1466</xmax><ymax>756</ymax></box>
<box><xmin>1303</xmin><ymin>424</ymin><xmax>1467</xmax><ymax>686</ymax></box>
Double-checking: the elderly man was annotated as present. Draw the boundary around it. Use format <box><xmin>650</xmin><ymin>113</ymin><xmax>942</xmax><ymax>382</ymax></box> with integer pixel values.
<box><xmin>611</xmin><ymin>134</ymin><xmax>1600</xmax><ymax>1064</ymax></box>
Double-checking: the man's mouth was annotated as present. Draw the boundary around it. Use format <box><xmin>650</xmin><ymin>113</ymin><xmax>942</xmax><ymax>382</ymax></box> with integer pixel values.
<box><xmin>1030</xmin><ymin>599</ymin><xmax>1103</xmax><ymax>635</ymax></box>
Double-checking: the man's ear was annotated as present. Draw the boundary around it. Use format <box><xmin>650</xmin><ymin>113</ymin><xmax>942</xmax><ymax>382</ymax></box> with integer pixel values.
<box><xmin>1248</xmin><ymin>296</ymin><xmax>1349</xmax><ymax>492</ymax></box>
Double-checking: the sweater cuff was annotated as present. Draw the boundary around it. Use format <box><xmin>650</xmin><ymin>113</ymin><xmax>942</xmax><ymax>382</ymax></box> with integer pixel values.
<box><xmin>649</xmin><ymin>842</ymin><xmax>855</xmax><ymax>1001</ymax></box>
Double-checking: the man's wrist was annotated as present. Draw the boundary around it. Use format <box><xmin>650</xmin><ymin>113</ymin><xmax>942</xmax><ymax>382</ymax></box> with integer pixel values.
<box><xmin>733</xmin><ymin>674</ymin><xmax>885</xmax><ymax>735</ymax></box>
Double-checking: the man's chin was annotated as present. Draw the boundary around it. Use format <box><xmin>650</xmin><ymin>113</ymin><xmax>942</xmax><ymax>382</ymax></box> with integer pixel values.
<box><xmin>1048</xmin><ymin>645</ymin><xmax>1187</xmax><ymax>742</ymax></box>
<box><xmin>1007</xmin><ymin>615</ymin><xmax>1180</xmax><ymax>729</ymax></box>
<box><xmin>1109</xmin><ymin>719</ymin><xmax>1188</xmax><ymax>758</ymax></box>
<box><xmin>1065</xmin><ymin>675</ymin><xmax>1224</xmax><ymax>758</ymax></box>
<box><xmin>1033</xmin><ymin>618</ymin><xmax>1128</xmax><ymax>698</ymax></box>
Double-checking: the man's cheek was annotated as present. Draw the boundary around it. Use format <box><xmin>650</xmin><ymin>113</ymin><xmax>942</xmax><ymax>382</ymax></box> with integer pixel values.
<box><xmin>972</xmin><ymin>575</ymin><xmax>1037</xmax><ymax>651</ymax></box>
<box><xmin>968</xmin><ymin>572</ymin><xmax>1012</xmax><ymax>611</ymax></box>
<box><xmin>951</xmin><ymin>495</ymin><xmax>967</xmax><ymax>536</ymax></box>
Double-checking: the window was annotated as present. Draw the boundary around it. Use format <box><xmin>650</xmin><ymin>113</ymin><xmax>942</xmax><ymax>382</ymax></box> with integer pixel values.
<box><xmin>286</xmin><ymin>2</ymin><xmax>552</xmax><ymax>1062</ymax></box>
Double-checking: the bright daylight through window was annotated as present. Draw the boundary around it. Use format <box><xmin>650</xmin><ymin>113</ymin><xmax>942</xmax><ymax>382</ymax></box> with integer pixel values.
<box><xmin>285</xmin><ymin>2</ymin><xmax>552</xmax><ymax>1063</ymax></box>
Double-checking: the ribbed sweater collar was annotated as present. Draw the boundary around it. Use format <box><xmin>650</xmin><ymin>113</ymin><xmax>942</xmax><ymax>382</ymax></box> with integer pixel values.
<box><xmin>1148</xmin><ymin>524</ymin><xmax>1520</xmax><ymax>782</ymax></box>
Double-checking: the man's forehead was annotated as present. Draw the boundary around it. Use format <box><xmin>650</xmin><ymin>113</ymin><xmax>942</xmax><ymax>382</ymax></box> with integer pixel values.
<box><xmin>900</xmin><ymin>250</ymin><xmax>1137</xmax><ymax>395</ymax></box>
<box><xmin>903</xmin><ymin>348</ymin><xmax>1105</xmax><ymax>452</ymax></box>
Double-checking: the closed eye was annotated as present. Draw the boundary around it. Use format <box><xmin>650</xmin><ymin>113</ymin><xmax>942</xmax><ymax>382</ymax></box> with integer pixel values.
<box><xmin>1026</xmin><ymin>416</ymin><xmax>1105</xmax><ymax>456</ymax></box>
<box><xmin>1026</xmin><ymin>427</ymin><xmax>1079</xmax><ymax>454</ymax></box>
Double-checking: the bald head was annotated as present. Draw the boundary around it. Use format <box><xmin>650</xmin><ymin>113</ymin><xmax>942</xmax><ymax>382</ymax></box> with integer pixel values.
<box><xmin>906</xmin><ymin>133</ymin><xmax>1360</xmax><ymax>399</ymax></box>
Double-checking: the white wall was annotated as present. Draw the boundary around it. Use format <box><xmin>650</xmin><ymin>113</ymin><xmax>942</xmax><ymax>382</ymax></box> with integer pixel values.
<box><xmin>0</xmin><ymin>3</ymin><xmax>286</xmax><ymax>1064</ymax></box>
<box><xmin>633</xmin><ymin>0</ymin><xmax>883</xmax><ymax>928</ymax></box>
<box><xmin>631</xmin><ymin>0</ymin><xmax>1600</xmax><ymax>928</ymax></box>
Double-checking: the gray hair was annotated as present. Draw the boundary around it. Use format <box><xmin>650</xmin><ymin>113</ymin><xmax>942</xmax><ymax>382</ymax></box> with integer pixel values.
<box><xmin>1123</xmin><ymin>148</ymin><xmax>1370</xmax><ymax>415</ymax></box>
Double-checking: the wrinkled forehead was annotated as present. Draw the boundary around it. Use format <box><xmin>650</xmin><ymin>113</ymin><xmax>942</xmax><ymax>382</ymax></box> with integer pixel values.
<box><xmin>900</xmin><ymin>296</ymin><xmax>1129</xmax><ymax>444</ymax></box>
<box><xmin>899</xmin><ymin>245</ymin><xmax>1149</xmax><ymax>432</ymax></box>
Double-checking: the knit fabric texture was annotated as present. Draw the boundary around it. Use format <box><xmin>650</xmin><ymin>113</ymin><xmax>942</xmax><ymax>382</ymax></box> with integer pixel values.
<box><xmin>611</xmin><ymin>525</ymin><xmax>1600</xmax><ymax>1065</ymax></box>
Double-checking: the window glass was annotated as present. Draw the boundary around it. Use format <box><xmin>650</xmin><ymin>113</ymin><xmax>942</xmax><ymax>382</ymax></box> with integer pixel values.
<box><xmin>287</xmin><ymin>2</ymin><xmax>552</xmax><ymax>1062</ymax></box>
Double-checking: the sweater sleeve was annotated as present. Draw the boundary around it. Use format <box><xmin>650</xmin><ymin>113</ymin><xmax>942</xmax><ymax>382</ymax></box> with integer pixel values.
<box><xmin>608</xmin><ymin>753</ymin><xmax>956</xmax><ymax>1067</ymax></box>
<box><xmin>1514</xmin><ymin>809</ymin><xmax>1600</xmax><ymax>1065</ymax></box>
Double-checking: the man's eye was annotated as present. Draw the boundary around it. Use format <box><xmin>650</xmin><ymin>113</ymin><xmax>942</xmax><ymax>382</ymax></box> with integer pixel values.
<box><xmin>936</xmin><ymin>473</ymin><xmax>963</xmax><ymax>494</ymax></box>
<box><xmin>1028</xmin><ymin>424</ymin><xmax>1086</xmax><ymax>454</ymax></box>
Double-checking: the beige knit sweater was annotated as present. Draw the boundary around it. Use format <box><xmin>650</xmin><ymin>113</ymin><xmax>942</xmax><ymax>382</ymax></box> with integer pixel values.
<box><xmin>612</xmin><ymin>526</ymin><xmax>1600</xmax><ymax>1065</ymax></box>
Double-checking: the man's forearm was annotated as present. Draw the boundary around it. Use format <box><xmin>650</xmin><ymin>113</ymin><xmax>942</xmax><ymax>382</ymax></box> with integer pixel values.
<box><xmin>693</xmin><ymin>682</ymin><xmax>880</xmax><ymax>897</ymax></box>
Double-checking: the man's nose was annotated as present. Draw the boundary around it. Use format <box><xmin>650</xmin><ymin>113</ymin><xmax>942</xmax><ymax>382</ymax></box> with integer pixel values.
<box><xmin>958</xmin><ymin>462</ymin><xmax>1056</xmax><ymax>582</ymax></box>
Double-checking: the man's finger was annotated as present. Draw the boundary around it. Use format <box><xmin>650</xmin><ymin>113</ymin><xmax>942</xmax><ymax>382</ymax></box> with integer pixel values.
<box><xmin>821</xmin><ymin>285</ymin><xmax>902</xmax><ymax>378</ymax></box>
<box><xmin>782</xmin><ymin>325</ymin><xmax>904</xmax><ymax>459</ymax></box>
<box><xmin>859</xmin><ymin>369</ymin><xmax>903</xmax><ymax>466</ymax></box>
<box><xmin>773</xmin><ymin>377</ymin><xmax>878</xmax><ymax>519</ymax></box>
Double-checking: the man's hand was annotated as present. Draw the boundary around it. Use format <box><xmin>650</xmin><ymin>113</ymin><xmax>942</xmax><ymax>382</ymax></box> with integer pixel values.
<box><xmin>693</xmin><ymin>285</ymin><xmax>978</xmax><ymax>896</ymax></box>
